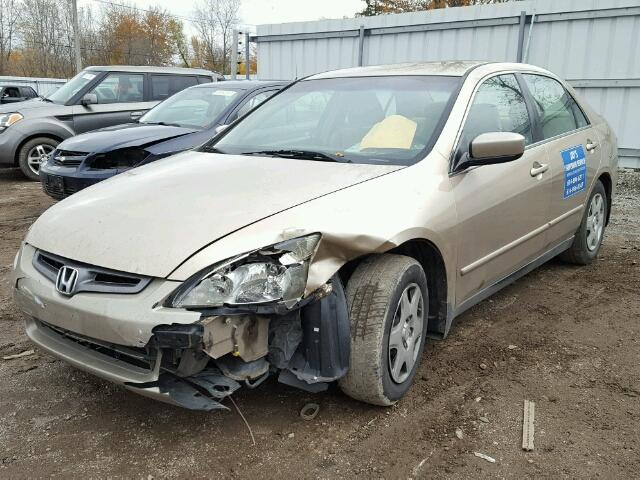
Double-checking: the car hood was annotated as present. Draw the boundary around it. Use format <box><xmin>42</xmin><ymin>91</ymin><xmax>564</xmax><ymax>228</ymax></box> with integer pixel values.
<box><xmin>58</xmin><ymin>123</ymin><xmax>199</xmax><ymax>153</ymax></box>
<box><xmin>26</xmin><ymin>151</ymin><xmax>402</xmax><ymax>278</ymax></box>
<box><xmin>0</xmin><ymin>97</ymin><xmax>63</xmax><ymax>114</ymax></box>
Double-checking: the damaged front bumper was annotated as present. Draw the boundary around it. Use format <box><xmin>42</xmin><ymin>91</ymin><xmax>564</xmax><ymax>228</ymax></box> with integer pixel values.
<box><xmin>14</xmin><ymin>244</ymin><xmax>350</xmax><ymax>410</ymax></box>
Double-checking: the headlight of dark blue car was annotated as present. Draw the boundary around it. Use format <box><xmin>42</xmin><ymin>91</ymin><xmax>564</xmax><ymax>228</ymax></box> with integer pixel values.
<box><xmin>88</xmin><ymin>148</ymin><xmax>149</xmax><ymax>169</ymax></box>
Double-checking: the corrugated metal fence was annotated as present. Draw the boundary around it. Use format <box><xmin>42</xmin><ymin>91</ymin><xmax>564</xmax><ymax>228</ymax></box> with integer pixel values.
<box><xmin>0</xmin><ymin>76</ymin><xmax>67</xmax><ymax>96</ymax></box>
<box><xmin>253</xmin><ymin>0</ymin><xmax>640</xmax><ymax>168</ymax></box>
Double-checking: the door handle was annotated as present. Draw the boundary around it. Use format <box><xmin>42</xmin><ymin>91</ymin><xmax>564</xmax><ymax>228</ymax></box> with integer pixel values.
<box><xmin>586</xmin><ymin>140</ymin><xmax>598</xmax><ymax>152</ymax></box>
<box><xmin>530</xmin><ymin>161</ymin><xmax>549</xmax><ymax>177</ymax></box>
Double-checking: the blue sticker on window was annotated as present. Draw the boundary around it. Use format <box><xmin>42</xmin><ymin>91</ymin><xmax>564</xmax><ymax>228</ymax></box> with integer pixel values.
<box><xmin>561</xmin><ymin>145</ymin><xmax>587</xmax><ymax>199</ymax></box>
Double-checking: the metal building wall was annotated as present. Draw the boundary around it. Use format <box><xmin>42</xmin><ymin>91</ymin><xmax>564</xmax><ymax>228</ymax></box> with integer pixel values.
<box><xmin>254</xmin><ymin>0</ymin><xmax>640</xmax><ymax>168</ymax></box>
<box><xmin>0</xmin><ymin>76</ymin><xmax>67</xmax><ymax>96</ymax></box>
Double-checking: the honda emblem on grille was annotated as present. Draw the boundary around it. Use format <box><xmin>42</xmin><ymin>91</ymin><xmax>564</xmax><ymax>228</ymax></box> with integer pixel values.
<box><xmin>55</xmin><ymin>266</ymin><xmax>78</xmax><ymax>296</ymax></box>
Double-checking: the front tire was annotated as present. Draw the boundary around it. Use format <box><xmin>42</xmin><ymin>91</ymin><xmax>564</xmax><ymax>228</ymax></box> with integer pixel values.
<box><xmin>339</xmin><ymin>254</ymin><xmax>428</xmax><ymax>406</ymax></box>
<box><xmin>560</xmin><ymin>180</ymin><xmax>608</xmax><ymax>265</ymax></box>
<box><xmin>18</xmin><ymin>137</ymin><xmax>59</xmax><ymax>181</ymax></box>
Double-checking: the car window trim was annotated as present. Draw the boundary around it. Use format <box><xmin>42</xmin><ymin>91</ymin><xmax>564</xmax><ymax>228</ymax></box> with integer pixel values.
<box><xmin>449</xmin><ymin>69</ymin><xmax>592</xmax><ymax>175</ymax></box>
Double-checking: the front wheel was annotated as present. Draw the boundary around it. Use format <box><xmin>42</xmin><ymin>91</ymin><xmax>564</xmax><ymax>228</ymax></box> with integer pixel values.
<box><xmin>338</xmin><ymin>254</ymin><xmax>428</xmax><ymax>406</ymax></box>
<box><xmin>18</xmin><ymin>137</ymin><xmax>59</xmax><ymax>181</ymax></box>
<box><xmin>559</xmin><ymin>180</ymin><xmax>608</xmax><ymax>265</ymax></box>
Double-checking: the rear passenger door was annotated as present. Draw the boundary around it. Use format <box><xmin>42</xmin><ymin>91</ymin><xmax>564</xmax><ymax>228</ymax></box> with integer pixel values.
<box><xmin>521</xmin><ymin>74</ymin><xmax>602</xmax><ymax>246</ymax></box>
<box><xmin>72</xmin><ymin>72</ymin><xmax>151</xmax><ymax>133</ymax></box>
<box><xmin>452</xmin><ymin>74</ymin><xmax>552</xmax><ymax>305</ymax></box>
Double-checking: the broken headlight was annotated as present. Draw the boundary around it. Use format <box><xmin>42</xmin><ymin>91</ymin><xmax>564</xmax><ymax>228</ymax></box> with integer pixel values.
<box><xmin>88</xmin><ymin>148</ymin><xmax>148</xmax><ymax>170</ymax></box>
<box><xmin>169</xmin><ymin>234</ymin><xmax>320</xmax><ymax>309</ymax></box>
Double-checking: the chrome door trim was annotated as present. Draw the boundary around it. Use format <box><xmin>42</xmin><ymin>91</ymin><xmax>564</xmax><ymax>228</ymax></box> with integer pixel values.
<box><xmin>460</xmin><ymin>204</ymin><xmax>584</xmax><ymax>276</ymax></box>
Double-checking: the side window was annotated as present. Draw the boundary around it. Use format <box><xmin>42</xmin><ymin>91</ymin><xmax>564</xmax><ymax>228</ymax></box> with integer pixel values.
<box><xmin>4</xmin><ymin>87</ymin><xmax>21</xmax><ymax>98</ymax></box>
<box><xmin>170</xmin><ymin>76</ymin><xmax>198</xmax><ymax>95</ymax></box>
<box><xmin>523</xmin><ymin>74</ymin><xmax>589</xmax><ymax>140</ymax></box>
<box><xmin>151</xmin><ymin>75</ymin><xmax>170</xmax><ymax>100</ymax></box>
<box><xmin>22</xmin><ymin>87</ymin><xmax>37</xmax><ymax>98</ymax></box>
<box><xmin>457</xmin><ymin>74</ymin><xmax>533</xmax><ymax>160</ymax></box>
<box><xmin>151</xmin><ymin>75</ymin><xmax>198</xmax><ymax>101</ymax></box>
<box><xmin>235</xmin><ymin>91</ymin><xmax>276</xmax><ymax>118</ymax></box>
<box><xmin>198</xmin><ymin>75</ymin><xmax>213</xmax><ymax>84</ymax></box>
<box><xmin>89</xmin><ymin>73</ymin><xmax>144</xmax><ymax>104</ymax></box>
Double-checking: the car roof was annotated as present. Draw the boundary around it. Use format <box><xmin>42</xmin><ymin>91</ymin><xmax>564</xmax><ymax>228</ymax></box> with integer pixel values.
<box><xmin>193</xmin><ymin>80</ymin><xmax>288</xmax><ymax>91</ymax></box>
<box><xmin>84</xmin><ymin>65</ymin><xmax>219</xmax><ymax>76</ymax></box>
<box><xmin>308</xmin><ymin>61</ymin><xmax>552</xmax><ymax>80</ymax></box>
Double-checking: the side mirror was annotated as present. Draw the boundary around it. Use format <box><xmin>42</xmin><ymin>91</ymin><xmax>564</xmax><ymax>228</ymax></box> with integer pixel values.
<box><xmin>457</xmin><ymin>132</ymin><xmax>525</xmax><ymax>172</ymax></box>
<box><xmin>215</xmin><ymin>124</ymin><xmax>228</xmax><ymax>134</ymax></box>
<box><xmin>81</xmin><ymin>93</ymin><xmax>98</xmax><ymax>106</ymax></box>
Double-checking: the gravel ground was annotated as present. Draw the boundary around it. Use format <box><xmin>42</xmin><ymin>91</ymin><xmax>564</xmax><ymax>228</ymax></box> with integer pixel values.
<box><xmin>0</xmin><ymin>168</ymin><xmax>638</xmax><ymax>479</ymax></box>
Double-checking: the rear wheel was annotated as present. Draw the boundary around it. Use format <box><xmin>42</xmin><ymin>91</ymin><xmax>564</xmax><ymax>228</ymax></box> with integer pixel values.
<box><xmin>339</xmin><ymin>254</ymin><xmax>428</xmax><ymax>406</ymax></box>
<box><xmin>18</xmin><ymin>137</ymin><xmax>58</xmax><ymax>181</ymax></box>
<box><xmin>560</xmin><ymin>180</ymin><xmax>608</xmax><ymax>265</ymax></box>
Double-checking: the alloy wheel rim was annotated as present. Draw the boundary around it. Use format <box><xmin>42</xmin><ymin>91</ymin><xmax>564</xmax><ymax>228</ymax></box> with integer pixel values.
<box><xmin>27</xmin><ymin>144</ymin><xmax>54</xmax><ymax>175</ymax></box>
<box><xmin>388</xmin><ymin>283</ymin><xmax>424</xmax><ymax>384</ymax></box>
<box><xmin>586</xmin><ymin>193</ymin><xmax>605</xmax><ymax>252</ymax></box>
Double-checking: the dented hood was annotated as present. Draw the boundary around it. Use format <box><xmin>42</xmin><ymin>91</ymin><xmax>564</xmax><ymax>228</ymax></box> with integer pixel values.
<box><xmin>27</xmin><ymin>151</ymin><xmax>401</xmax><ymax>278</ymax></box>
<box><xmin>57</xmin><ymin>123</ymin><xmax>199</xmax><ymax>154</ymax></box>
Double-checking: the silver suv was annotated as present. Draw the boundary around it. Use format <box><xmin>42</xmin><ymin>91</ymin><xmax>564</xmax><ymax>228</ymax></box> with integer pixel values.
<box><xmin>0</xmin><ymin>66</ymin><xmax>222</xmax><ymax>180</ymax></box>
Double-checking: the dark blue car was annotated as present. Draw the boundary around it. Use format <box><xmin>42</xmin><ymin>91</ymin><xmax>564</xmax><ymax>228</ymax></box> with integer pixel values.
<box><xmin>40</xmin><ymin>80</ymin><xmax>286</xmax><ymax>199</ymax></box>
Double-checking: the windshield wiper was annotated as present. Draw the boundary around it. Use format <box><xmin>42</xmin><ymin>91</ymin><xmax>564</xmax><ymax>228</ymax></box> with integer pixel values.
<box><xmin>143</xmin><ymin>121</ymin><xmax>183</xmax><ymax>127</ymax></box>
<box><xmin>39</xmin><ymin>96</ymin><xmax>53</xmax><ymax>103</ymax></box>
<box><xmin>241</xmin><ymin>149</ymin><xmax>349</xmax><ymax>162</ymax></box>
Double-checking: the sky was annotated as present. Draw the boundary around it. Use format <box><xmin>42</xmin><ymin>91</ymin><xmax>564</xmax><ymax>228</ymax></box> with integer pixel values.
<box><xmin>80</xmin><ymin>0</ymin><xmax>365</xmax><ymax>35</ymax></box>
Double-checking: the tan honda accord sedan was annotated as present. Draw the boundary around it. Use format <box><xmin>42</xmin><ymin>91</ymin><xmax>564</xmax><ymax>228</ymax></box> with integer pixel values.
<box><xmin>12</xmin><ymin>62</ymin><xmax>618</xmax><ymax>410</ymax></box>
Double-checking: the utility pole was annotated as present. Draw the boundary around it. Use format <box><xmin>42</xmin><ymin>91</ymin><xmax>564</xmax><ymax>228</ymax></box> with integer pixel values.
<box><xmin>71</xmin><ymin>0</ymin><xmax>82</xmax><ymax>73</ymax></box>
<box><xmin>245</xmin><ymin>31</ymin><xmax>250</xmax><ymax>80</ymax></box>
<box><xmin>231</xmin><ymin>29</ymin><xmax>238</xmax><ymax>80</ymax></box>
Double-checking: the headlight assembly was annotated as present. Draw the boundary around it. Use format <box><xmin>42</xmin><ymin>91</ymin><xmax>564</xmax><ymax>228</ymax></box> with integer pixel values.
<box><xmin>168</xmin><ymin>233</ymin><xmax>321</xmax><ymax>309</ymax></box>
<box><xmin>0</xmin><ymin>113</ymin><xmax>23</xmax><ymax>132</ymax></box>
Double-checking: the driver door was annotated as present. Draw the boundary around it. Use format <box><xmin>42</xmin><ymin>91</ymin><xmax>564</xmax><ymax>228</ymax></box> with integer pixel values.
<box><xmin>71</xmin><ymin>72</ymin><xmax>153</xmax><ymax>134</ymax></box>
<box><xmin>451</xmin><ymin>73</ymin><xmax>552</xmax><ymax>305</ymax></box>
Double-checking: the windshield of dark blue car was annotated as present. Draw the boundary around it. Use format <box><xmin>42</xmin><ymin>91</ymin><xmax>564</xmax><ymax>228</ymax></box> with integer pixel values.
<box><xmin>140</xmin><ymin>86</ymin><xmax>241</xmax><ymax>129</ymax></box>
<box><xmin>204</xmin><ymin>75</ymin><xmax>460</xmax><ymax>166</ymax></box>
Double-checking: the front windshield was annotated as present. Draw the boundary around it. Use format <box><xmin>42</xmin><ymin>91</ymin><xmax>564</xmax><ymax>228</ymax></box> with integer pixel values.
<box><xmin>208</xmin><ymin>76</ymin><xmax>460</xmax><ymax>165</ymax></box>
<box><xmin>47</xmin><ymin>70</ymin><xmax>99</xmax><ymax>104</ymax></box>
<box><xmin>140</xmin><ymin>86</ymin><xmax>241</xmax><ymax>129</ymax></box>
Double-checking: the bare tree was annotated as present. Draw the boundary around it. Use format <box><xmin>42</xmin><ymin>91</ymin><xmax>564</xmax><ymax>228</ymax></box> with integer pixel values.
<box><xmin>214</xmin><ymin>0</ymin><xmax>240</xmax><ymax>75</ymax></box>
<box><xmin>0</xmin><ymin>0</ymin><xmax>20</xmax><ymax>75</ymax></box>
<box><xmin>193</xmin><ymin>0</ymin><xmax>240</xmax><ymax>74</ymax></box>
<box><xmin>20</xmin><ymin>0</ymin><xmax>75</xmax><ymax>77</ymax></box>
